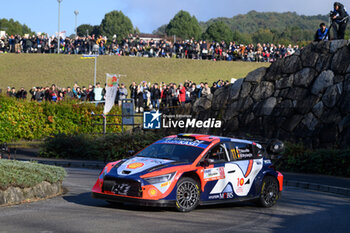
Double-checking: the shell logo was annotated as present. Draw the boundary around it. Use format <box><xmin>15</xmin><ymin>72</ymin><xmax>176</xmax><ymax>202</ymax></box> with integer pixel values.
<box><xmin>127</xmin><ymin>162</ymin><xmax>144</xmax><ymax>169</ymax></box>
<box><xmin>148</xmin><ymin>188</ymin><xmax>157</xmax><ymax>197</ymax></box>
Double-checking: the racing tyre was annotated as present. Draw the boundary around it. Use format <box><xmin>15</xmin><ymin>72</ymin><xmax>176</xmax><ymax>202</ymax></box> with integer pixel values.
<box><xmin>175</xmin><ymin>177</ymin><xmax>200</xmax><ymax>212</ymax></box>
<box><xmin>257</xmin><ymin>176</ymin><xmax>279</xmax><ymax>208</ymax></box>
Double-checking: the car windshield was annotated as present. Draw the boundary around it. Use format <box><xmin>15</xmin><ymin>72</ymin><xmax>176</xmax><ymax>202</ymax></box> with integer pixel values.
<box><xmin>136</xmin><ymin>143</ymin><xmax>204</xmax><ymax>163</ymax></box>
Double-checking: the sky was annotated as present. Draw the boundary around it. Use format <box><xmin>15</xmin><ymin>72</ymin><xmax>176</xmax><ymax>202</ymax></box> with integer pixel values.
<box><xmin>0</xmin><ymin>0</ymin><xmax>337</xmax><ymax>36</ymax></box>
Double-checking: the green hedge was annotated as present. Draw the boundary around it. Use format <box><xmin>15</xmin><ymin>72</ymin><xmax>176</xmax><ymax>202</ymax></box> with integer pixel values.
<box><xmin>276</xmin><ymin>143</ymin><xmax>350</xmax><ymax>177</ymax></box>
<box><xmin>0</xmin><ymin>96</ymin><xmax>121</xmax><ymax>142</ymax></box>
<box><xmin>40</xmin><ymin>132</ymin><xmax>166</xmax><ymax>161</ymax></box>
<box><xmin>41</xmin><ymin>134</ymin><xmax>350</xmax><ymax>177</ymax></box>
<box><xmin>0</xmin><ymin>160</ymin><xmax>67</xmax><ymax>190</ymax></box>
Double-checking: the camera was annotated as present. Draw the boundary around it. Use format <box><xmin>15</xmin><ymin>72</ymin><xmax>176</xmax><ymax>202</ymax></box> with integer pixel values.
<box><xmin>329</xmin><ymin>10</ymin><xmax>337</xmax><ymax>18</ymax></box>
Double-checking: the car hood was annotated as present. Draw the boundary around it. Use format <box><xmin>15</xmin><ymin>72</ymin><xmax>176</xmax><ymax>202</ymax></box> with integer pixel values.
<box><xmin>112</xmin><ymin>157</ymin><xmax>176</xmax><ymax>176</ymax></box>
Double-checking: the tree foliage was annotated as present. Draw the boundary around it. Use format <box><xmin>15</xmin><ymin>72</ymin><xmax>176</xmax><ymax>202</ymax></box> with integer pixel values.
<box><xmin>165</xmin><ymin>10</ymin><xmax>202</xmax><ymax>39</ymax></box>
<box><xmin>0</xmin><ymin>18</ymin><xmax>33</xmax><ymax>35</ymax></box>
<box><xmin>153</xmin><ymin>11</ymin><xmax>330</xmax><ymax>45</ymax></box>
<box><xmin>202</xmin><ymin>21</ymin><xmax>233</xmax><ymax>43</ymax></box>
<box><xmin>77</xmin><ymin>24</ymin><xmax>93</xmax><ymax>37</ymax></box>
<box><xmin>252</xmin><ymin>29</ymin><xmax>274</xmax><ymax>44</ymax></box>
<box><xmin>152</xmin><ymin>24</ymin><xmax>167</xmax><ymax>36</ymax></box>
<box><xmin>77</xmin><ymin>24</ymin><xmax>101</xmax><ymax>37</ymax></box>
<box><xmin>100</xmin><ymin>10</ymin><xmax>133</xmax><ymax>41</ymax></box>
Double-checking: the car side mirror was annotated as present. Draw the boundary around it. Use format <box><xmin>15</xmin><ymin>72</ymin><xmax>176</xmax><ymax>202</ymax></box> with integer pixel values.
<box><xmin>199</xmin><ymin>159</ymin><xmax>215</xmax><ymax>167</ymax></box>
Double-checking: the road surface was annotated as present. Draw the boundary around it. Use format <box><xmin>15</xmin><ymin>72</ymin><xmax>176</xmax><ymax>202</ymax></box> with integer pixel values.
<box><xmin>0</xmin><ymin>168</ymin><xmax>349</xmax><ymax>233</ymax></box>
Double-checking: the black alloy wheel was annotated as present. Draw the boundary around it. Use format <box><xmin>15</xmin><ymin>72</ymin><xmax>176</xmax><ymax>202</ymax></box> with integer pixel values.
<box><xmin>257</xmin><ymin>176</ymin><xmax>279</xmax><ymax>208</ymax></box>
<box><xmin>175</xmin><ymin>177</ymin><xmax>200</xmax><ymax>212</ymax></box>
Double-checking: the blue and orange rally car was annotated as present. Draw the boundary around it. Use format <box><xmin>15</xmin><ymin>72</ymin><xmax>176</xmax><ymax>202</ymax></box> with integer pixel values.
<box><xmin>92</xmin><ymin>134</ymin><xmax>284</xmax><ymax>212</ymax></box>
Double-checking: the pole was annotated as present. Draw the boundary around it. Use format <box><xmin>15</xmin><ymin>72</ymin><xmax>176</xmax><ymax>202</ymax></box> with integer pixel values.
<box><xmin>94</xmin><ymin>56</ymin><xmax>97</xmax><ymax>86</ymax></box>
<box><xmin>57</xmin><ymin>0</ymin><xmax>62</xmax><ymax>54</ymax></box>
<box><xmin>74</xmin><ymin>10</ymin><xmax>79</xmax><ymax>37</ymax></box>
<box><xmin>75</xmin><ymin>14</ymin><xmax>77</xmax><ymax>36</ymax></box>
<box><xmin>103</xmin><ymin>116</ymin><xmax>106</xmax><ymax>135</ymax></box>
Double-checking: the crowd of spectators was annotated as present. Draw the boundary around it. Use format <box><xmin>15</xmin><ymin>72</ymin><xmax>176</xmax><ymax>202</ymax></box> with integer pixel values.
<box><xmin>0</xmin><ymin>33</ymin><xmax>300</xmax><ymax>62</ymax></box>
<box><xmin>5</xmin><ymin>79</ymin><xmax>231</xmax><ymax>113</ymax></box>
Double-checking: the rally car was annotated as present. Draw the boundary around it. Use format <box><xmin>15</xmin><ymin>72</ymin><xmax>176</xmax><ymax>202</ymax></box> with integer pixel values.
<box><xmin>92</xmin><ymin>134</ymin><xmax>284</xmax><ymax>212</ymax></box>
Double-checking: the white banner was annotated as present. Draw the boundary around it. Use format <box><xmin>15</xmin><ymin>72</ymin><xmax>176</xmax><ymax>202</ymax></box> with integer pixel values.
<box><xmin>103</xmin><ymin>73</ymin><xmax>119</xmax><ymax>115</ymax></box>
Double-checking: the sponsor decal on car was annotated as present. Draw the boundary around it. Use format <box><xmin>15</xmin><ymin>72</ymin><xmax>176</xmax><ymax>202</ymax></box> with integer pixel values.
<box><xmin>204</xmin><ymin>167</ymin><xmax>225</xmax><ymax>181</ymax></box>
<box><xmin>156</xmin><ymin>137</ymin><xmax>210</xmax><ymax>148</ymax></box>
<box><xmin>127</xmin><ymin>162</ymin><xmax>145</xmax><ymax>169</ymax></box>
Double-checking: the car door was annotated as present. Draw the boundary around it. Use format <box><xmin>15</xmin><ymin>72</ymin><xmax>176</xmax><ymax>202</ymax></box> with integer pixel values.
<box><xmin>226</xmin><ymin>142</ymin><xmax>263</xmax><ymax>197</ymax></box>
<box><xmin>200</xmin><ymin>142</ymin><xmax>233</xmax><ymax>201</ymax></box>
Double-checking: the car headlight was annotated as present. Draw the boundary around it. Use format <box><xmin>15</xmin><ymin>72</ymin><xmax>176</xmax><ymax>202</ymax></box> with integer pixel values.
<box><xmin>144</xmin><ymin>172</ymin><xmax>175</xmax><ymax>184</ymax></box>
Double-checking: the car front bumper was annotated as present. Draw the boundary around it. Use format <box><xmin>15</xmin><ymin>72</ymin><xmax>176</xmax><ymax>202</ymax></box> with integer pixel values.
<box><xmin>92</xmin><ymin>192</ymin><xmax>176</xmax><ymax>207</ymax></box>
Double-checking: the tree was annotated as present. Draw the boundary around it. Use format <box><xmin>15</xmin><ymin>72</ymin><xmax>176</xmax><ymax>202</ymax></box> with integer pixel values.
<box><xmin>152</xmin><ymin>24</ymin><xmax>167</xmax><ymax>36</ymax></box>
<box><xmin>165</xmin><ymin>10</ymin><xmax>202</xmax><ymax>39</ymax></box>
<box><xmin>77</xmin><ymin>24</ymin><xmax>101</xmax><ymax>37</ymax></box>
<box><xmin>0</xmin><ymin>18</ymin><xmax>33</xmax><ymax>35</ymax></box>
<box><xmin>100</xmin><ymin>10</ymin><xmax>133</xmax><ymax>41</ymax></box>
<box><xmin>133</xmin><ymin>26</ymin><xmax>140</xmax><ymax>35</ymax></box>
<box><xmin>232</xmin><ymin>30</ymin><xmax>252</xmax><ymax>44</ymax></box>
<box><xmin>202</xmin><ymin>21</ymin><xmax>233</xmax><ymax>43</ymax></box>
<box><xmin>252</xmin><ymin>29</ymin><xmax>274</xmax><ymax>44</ymax></box>
<box><xmin>77</xmin><ymin>24</ymin><xmax>93</xmax><ymax>37</ymax></box>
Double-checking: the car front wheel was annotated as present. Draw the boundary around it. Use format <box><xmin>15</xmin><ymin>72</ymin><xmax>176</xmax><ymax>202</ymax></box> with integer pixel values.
<box><xmin>175</xmin><ymin>177</ymin><xmax>200</xmax><ymax>212</ymax></box>
<box><xmin>257</xmin><ymin>176</ymin><xmax>279</xmax><ymax>208</ymax></box>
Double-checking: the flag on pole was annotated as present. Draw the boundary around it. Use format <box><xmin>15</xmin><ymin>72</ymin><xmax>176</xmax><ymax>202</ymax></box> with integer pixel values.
<box><xmin>103</xmin><ymin>73</ymin><xmax>119</xmax><ymax>115</ymax></box>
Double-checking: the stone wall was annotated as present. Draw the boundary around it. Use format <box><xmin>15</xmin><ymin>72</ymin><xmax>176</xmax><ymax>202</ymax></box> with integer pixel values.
<box><xmin>0</xmin><ymin>181</ymin><xmax>63</xmax><ymax>206</ymax></box>
<box><xmin>191</xmin><ymin>40</ymin><xmax>350</xmax><ymax>148</ymax></box>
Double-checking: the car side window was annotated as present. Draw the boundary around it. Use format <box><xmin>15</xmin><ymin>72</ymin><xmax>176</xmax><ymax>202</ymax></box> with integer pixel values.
<box><xmin>206</xmin><ymin>143</ymin><xmax>230</xmax><ymax>163</ymax></box>
<box><xmin>228</xmin><ymin>142</ymin><xmax>255</xmax><ymax>161</ymax></box>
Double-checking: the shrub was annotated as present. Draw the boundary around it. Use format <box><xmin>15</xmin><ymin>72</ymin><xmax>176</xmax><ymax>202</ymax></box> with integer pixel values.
<box><xmin>276</xmin><ymin>143</ymin><xmax>350</xmax><ymax>177</ymax></box>
<box><xmin>0</xmin><ymin>160</ymin><xmax>67</xmax><ymax>190</ymax></box>
<box><xmin>0</xmin><ymin>96</ymin><xmax>121</xmax><ymax>142</ymax></box>
<box><xmin>40</xmin><ymin>132</ymin><xmax>166</xmax><ymax>161</ymax></box>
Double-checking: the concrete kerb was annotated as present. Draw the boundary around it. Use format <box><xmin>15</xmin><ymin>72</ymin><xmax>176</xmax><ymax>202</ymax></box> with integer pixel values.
<box><xmin>284</xmin><ymin>180</ymin><xmax>350</xmax><ymax>197</ymax></box>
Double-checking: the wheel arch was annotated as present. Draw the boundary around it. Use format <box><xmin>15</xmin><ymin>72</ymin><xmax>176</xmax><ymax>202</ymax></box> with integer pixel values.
<box><xmin>179</xmin><ymin>171</ymin><xmax>201</xmax><ymax>190</ymax></box>
<box><xmin>261</xmin><ymin>172</ymin><xmax>282</xmax><ymax>192</ymax></box>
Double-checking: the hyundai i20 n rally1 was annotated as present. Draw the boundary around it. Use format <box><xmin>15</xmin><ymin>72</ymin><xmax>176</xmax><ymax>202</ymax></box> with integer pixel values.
<box><xmin>92</xmin><ymin>134</ymin><xmax>284</xmax><ymax>212</ymax></box>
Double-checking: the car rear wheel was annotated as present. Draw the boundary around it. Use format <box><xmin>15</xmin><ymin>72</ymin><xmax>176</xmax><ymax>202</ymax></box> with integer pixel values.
<box><xmin>175</xmin><ymin>177</ymin><xmax>200</xmax><ymax>212</ymax></box>
<box><xmin>257</xmin><ymin>176</ymin><xmax>279</xmax><ymax>208</ymax></box>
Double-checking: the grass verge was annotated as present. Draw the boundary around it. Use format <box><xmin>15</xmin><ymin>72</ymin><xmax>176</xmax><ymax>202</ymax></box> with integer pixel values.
<box><xmin>0</xmin><ymin>54</ymin><xmax>269</xmax><ymax>91</ymax></box>
<box><xmin>0</xmin><ymin>160</ymin><xmax>67</xmax><ymax>190</ymax></box>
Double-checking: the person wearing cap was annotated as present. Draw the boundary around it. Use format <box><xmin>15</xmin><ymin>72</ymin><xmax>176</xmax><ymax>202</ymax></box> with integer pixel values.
<box><xmin>331</xmin><ymin>2</ymin><xmax>349</xmax><ymax>39</ymax></box>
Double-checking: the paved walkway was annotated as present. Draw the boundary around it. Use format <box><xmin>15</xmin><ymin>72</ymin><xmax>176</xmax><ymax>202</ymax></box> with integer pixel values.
<box><xmin>5</xmin><ymin>148</ymin><xmax>350</xmax><ymax>197</ymax></box>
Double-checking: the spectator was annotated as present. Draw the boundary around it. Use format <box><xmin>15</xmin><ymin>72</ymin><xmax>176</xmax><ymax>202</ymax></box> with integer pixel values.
<box><xmin>118</xmin><ymin>83</ymin><xmax>128</xmax><ymax>106</ymax></box>
<box><xmin>178</xmin><ymin>83</ymin><xmax>186</xmax><ymax>107</ymax></box>
<box><xmin>94</xmin><ymin>82</ymin><xmax>103</xmax><ymax>101</ymax></box>
<box><xmin>6</xmin><ymin>87</ymin><xmax>11</xmax><ymax>97</ymax></box>
<box><xmin>66</xmin><ymin>87</ymin><xmax>74</xmax><ymax>99</ymax></box>
<box><xmin>16</xmin><ymin>87</ymin><xmax>27</xmax><ymax>99</ymax></box>
<box><xmin>330</xmin><ymin>2</ymin><xmax>349</xmax><ymax>40</ymax></box>
<box><xmin>129</xmin><ymin>81</ymin><xmax>137</xmax><ymax>101</ymax></box>
<box><xmin>201</xmin><ymin>83</ymin><xmax>211</xmax><ymax>97</ymax></box>
<box><xmin>151</xmin><ymin>83</ymin><xmax>161</xmax><ymax>110</ymax></box>
<box><xmin>315</xmin><ymin>23</ymin><xmax>329</xmax><ymax>41</ymax></box>
<box><xmin>9</xmin><ymin>87</ymin><xmax>16</xmax><ymax>97</ymax></box>
<box><xmin>135</xmin><ymin>84</ymin><xmax>144</xmax><ymax>113</ymax></box>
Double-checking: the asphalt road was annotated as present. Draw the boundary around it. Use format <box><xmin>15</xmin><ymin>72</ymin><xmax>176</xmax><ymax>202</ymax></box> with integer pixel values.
<box><xmin>1</xmin><ymin>168</ymin><xmax>350</xmax><ymax>233</ymax></box>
